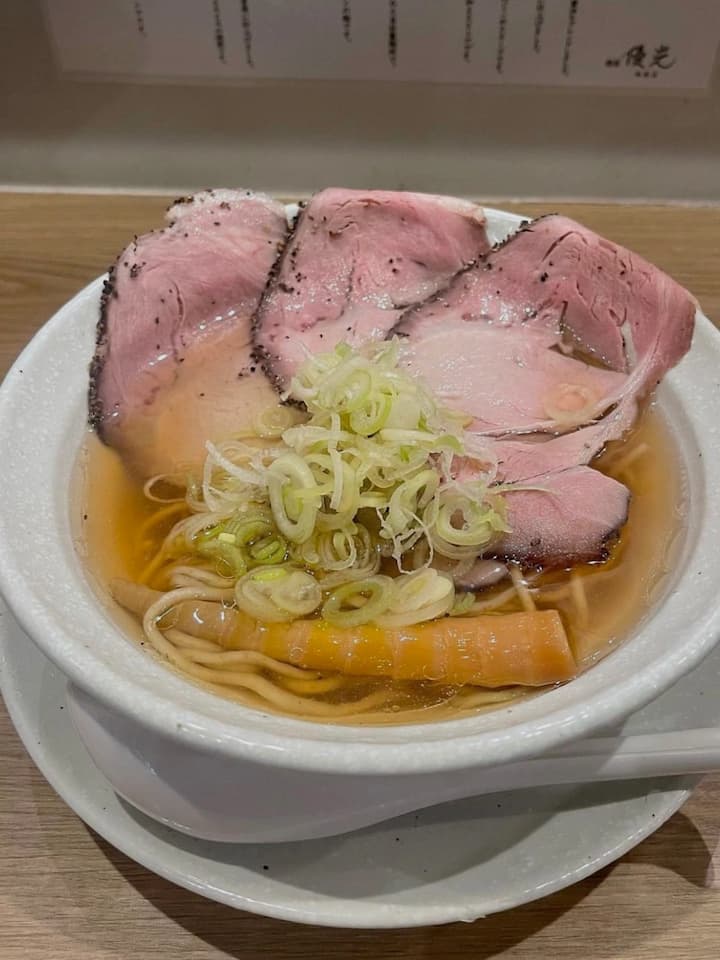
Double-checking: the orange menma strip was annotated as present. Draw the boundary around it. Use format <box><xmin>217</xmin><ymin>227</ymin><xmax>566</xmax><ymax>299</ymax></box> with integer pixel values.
<box><xmin>111</xmin><ymin>581</ymin><xmax>576</xmax><ymax>688</ymax></box>
<box><xmin>241</xmin><ymin>609</ymin><xmax>576</xmax><ymax>688</ymax></box>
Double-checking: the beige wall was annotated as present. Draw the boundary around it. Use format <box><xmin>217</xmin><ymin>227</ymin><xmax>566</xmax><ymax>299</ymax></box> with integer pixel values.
<box><xmin>2</xmin><ymin>1</ymin><xmax>719</xmax><ymax>201</ymax></box>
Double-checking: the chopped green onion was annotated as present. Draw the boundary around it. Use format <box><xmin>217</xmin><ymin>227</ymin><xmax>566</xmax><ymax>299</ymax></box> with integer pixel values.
<box><xmin>376</xmin><ymin>570</ymin><xmax>454</xmax><ymax>628</ymax></box>
<box><xmin>170</xmin><ymin>339</ymin><xmax>514</xmax><ymax>628</ymax></box>
<box><xmin>451</xmin><ymin>592</ymin><xmax>476</xmax><ymax>616</ymax></box>
<box><xmin>235</xmin><ymin>566</ymin><xmax>322</xmax><ymax>621</ymax></box>
<box><xmin>322</xmin><ymin>576</ymin><xmax>394</xmax><ymax>627</ymax></box>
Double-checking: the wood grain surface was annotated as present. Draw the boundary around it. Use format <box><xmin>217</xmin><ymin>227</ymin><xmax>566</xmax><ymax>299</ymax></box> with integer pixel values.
<box><xmin>1</xmin><ymin>193</ymin><xmax>720</xmax><ymax>959</ymax></box>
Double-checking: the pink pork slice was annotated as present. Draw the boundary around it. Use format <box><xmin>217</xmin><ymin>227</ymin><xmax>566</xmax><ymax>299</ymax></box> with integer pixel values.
<box><xmin>402</xmin><ymin>321</ymin><xmax>628</xmax><ymax>436</ymax></box>
<box><xmin>395</xmin><ymin>214</ymin><xmax>695</xmax><ymax>476</ymax></box>
<box><xmin>492</xmin><ymin>402</ymin><xmax>639</xmax><ymax>483</ymax></box>
<box><xmin>252</xmin><ymin>188</ymin><xmax>489</xmax><ymax>390</ymax></box>
<box><xmin>496</xmin><ymin>466</ymin><xmax>631</xmax><ymax>567</ymax></box>
<box><xmin>89</xmin><ymin>189</ymin><xmax>289</xmax><ymax>477</ymax></box>
<box><xmin>396</xmin><ymin>214</ymin><xmax>694</xmax><ymax>565</ymax></box>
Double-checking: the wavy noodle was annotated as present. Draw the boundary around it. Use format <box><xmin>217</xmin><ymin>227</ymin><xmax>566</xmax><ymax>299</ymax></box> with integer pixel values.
<box><xmin>509</xmin><ymin>564</ymin><xmax>536</xmax><ymax>612</ymax></box>
<box><xmin>143</xmin><ymin>474</ymin><xmax>188</xmax><ymax>503</ymax></box>
<box><xmin>137</xmin><ymin>501</ymin><xmax>188</xmax><ymax>542</ymax></box>
<box><xmin>178</xmin><ymin>645</ymin><xmax>322</xmax><ymax>679</ymax></box>
<box><xmin>451</xmin><ymin>686</ymin><xmax>526</xmax><ymax>710</ymax></box>
<box><xmin>279</xmin><ymin>674</ymin><xmax>348</xmax><ymax>695</ymax></box>
<box><xmin>140</xmin><ymin>580</ymin><xmax>395</xmax><ymax>718</ymax></box>
<box><xmin>167</xmin><ymin>565</ymin><xmax>233</xmax><ymax>589</ymax></box>
<box><xmin>96</xmin><ymin>403</ymin><xmax>679</xmax><ymax>724</ymax></box>
<box><xmin>468</xmin><ymin>585</ymin><xmax>519</xmax><ymax>614</ymax></box>
<box><xmin>138</xmin><ymin>548</ymin><xmax>172</xmax><ymax>587</ymax></box>
<box><xmin>164</xmin><ymin>628</ymin><xmax>223</xmax><ymax>653</ymax></box>
<box><xmin>570</xmin><ymin>571</ymin><xmax>590</xmax><ymax>628</ymax></box>
<box><xmin>132</xmin><ymin>549</ymin><xmax>542</xmax><ymax>722</ymax></box>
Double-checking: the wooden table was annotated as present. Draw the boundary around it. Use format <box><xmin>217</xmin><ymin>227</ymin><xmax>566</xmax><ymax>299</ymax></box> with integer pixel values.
<box><xmin>1</xmin><ymin>194</ymin><xmax>720</xmax><ymax>959</ymax></box>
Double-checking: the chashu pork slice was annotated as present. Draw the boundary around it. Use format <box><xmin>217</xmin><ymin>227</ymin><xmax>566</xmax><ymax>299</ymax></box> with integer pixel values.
<box><xmin>492</xmin><ymin>402</ymin><xmax>639</xmax><ymax>483</ymax></box>
<box><xmin>89</xmin><ymin>189</ymin><xmax>289</xmax><ymax>478</ymax></box>
<box><xmin>496</xmin><ymin>466</ymin><xmax>631</xmax><ymax>567</ymax></box>
<box><xmin>401</xmin><ymin>321</ymin><xmax>628</xmax><ymax>436</ymax></box>
<box><xmin>395</xmin><ymin>214</ymin><xmax>695</xmax><ymax>478</ymax></box>
<box><xmin>252</xmin><ymin>187</ymin><xmax>489</xmax><ymax>390</ymax></box>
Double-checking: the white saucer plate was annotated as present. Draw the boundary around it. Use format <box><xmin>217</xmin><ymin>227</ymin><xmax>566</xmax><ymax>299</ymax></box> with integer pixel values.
<box><xmin>0</xmin><ymin>597</ymin><xmax>700</xmax><ymax>929</ymax></box>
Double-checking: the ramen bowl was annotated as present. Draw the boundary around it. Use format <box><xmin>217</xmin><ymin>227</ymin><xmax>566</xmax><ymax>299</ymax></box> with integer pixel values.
<box><xmin>1</xmin><ymin>208</ymin><xmax>719</xmax><ymax>843</ymax></box>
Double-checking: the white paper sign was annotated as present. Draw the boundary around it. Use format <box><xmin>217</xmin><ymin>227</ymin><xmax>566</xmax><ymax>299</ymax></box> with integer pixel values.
<box><xmin>45</xmin><ymin>0</ymin><xmax>720</xmax><ymax>90</ymax></box>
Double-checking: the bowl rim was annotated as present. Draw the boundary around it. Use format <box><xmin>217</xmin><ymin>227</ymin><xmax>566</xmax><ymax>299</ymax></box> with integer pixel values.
<box><xmin>2</xmin><ymin>206</ymin><xmax>720</xmax><ymax>776</ymax></box>
<box><xmin>0</xmin><ymin>593</ymin><xmax>698</xmax><ymax>928</ymax></box>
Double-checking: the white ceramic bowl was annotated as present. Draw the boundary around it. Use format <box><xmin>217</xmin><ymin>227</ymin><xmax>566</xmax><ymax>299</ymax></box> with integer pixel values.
<box><xmin>1</xmin><ymin>208</ymin><xmax>719</xmax><ymax>843</ymax></box>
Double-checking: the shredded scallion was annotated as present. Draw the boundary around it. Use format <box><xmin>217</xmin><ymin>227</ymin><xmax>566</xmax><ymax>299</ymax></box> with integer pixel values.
<box><xmin>166</xmin><ymin>340</ymin><xmax>510</xmax><ymax>628</ymax></box>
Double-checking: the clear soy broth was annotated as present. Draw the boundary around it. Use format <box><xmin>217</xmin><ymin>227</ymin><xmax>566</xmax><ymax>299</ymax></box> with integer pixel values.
<box><xmin>75</xmin><ymin>404</ymin><xmax>686</xmax><ymax>723</ymax></box>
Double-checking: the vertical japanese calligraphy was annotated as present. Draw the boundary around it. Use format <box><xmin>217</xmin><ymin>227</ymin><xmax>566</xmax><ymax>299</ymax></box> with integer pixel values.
<box><xmin>342</xmin><ymin>0</ymin><xmax>352</xmax><ymax>42</ymax></box>
<box><xmin>496</xmin><ymin>0</ymin><xmax>509</xmax><ymax>74</ymax></box>
<box><xmin>388</xmin><ymin>0</ymin><xmax>397</xmax><ymax>66</ymax></box>
<box><xmin>533</xmin><ymin>0</ymin><xmax>545</xmax><ymax>53</ymax></box>
<box><xmin>561</xmin><ymin>0</ymin><xmax>579</xmax><ymax>76</ymax></box>
<box><xmin>211</xmin><ymin>0</ymin><xmax>226</xmax><ymax>63</ymax></box>
<box><xmin>241</xmin><ymin>0</ymin><xmax>254</xmax><ymax>68</ymax></box>
<box><xmin>133</xmin><ymin>1</ymin><xmax>145</xmax><ymax>36</ymax></box>
<box><xmin>464</xmin><ymin>0</ymin><xmax>475</xmax><ymax>62</ymax></box>
<box><xmin>45</xmin><ymin>0</ymin><xmax>718</xmax><ymax>90</ymax></box>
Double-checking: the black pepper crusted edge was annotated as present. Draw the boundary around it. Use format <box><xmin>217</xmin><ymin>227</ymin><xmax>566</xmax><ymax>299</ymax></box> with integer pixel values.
<box><xmin>490</xmin><ymin>477</ymin><xmax>631</xmax><ymax>569</ymax></box>
<box><xmin>87</xmin><ymin>197</ymin><xmax>190</xmax><ymax>438</ymax></box>
<box><xmin>87</xmin><ymin>189</ymin><xmax>276</xmax><ymax>438</ymax></box>
<box><xmin>492</xmin><ymin>543</ymin><xmax>602</xmax><ymax>569</ymax></box>
<box><xmin>596</xmin><ymin>491</ymin><xmax>632</xmax><ymax>562</ymax></box>
<box><xmin>166</xmin><ymin>187</ymin><xmax>222</xmax><ymax>214</ymax></box>
<box><xmin>389</xmin><ymin>203</ymin><xmax>632</xmax><ymax>570</ymax></box>
<box><xmin>251</xmin><ymin>197</ymin><xmax>503</xmax><ymax>388</ymax></box>
<box><xmin>87</xmin><ymin>266</ymin><xmax>116</xmax><ymax>441</ymax></box>
<box><xmin>88</xmin><ymin>204</ymin><xmax>180</xmax><ymax>440</ymax></box>
<box><xmin>250</xmin><ymin>200</ymin><xmax>308</xmax><ymax>396</ymax></box>
<box><xmin>388</xmin><ymin>213</ymin><xmax>558</xmax><ymax>338</ymax></box>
